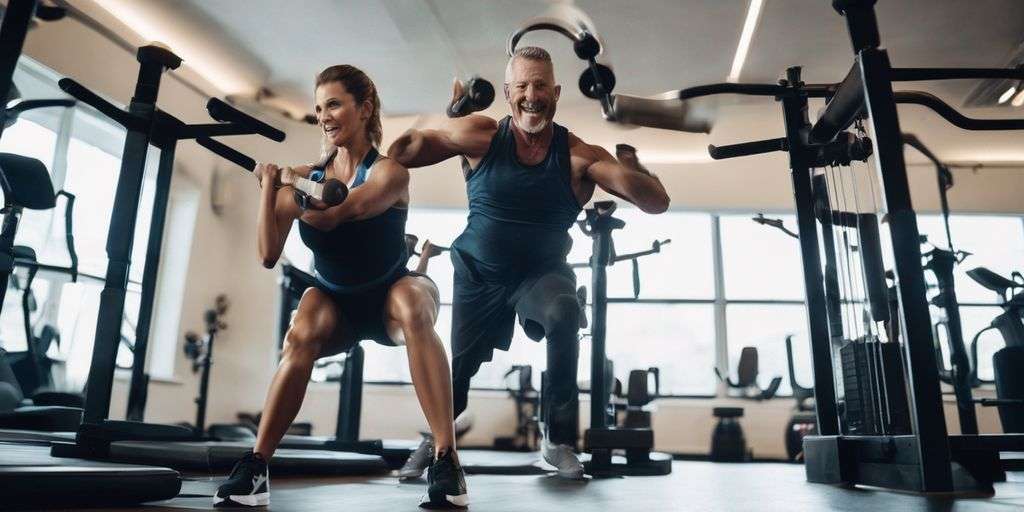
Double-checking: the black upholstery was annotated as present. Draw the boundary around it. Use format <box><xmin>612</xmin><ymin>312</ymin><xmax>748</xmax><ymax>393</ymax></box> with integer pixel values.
<box><xmin>0</xmin><ymin>152</ymin><xmax>55</xmax><ymax>209</ymax></box>
<box><xmin>0</xmin><ymin>441</ymin><xmax>181</xmax><ymax>509</ymax></box>
<box><xmin>0</xmin><ymin>349</ymin><xmax>83</xmax><ymax>430</ymax></box>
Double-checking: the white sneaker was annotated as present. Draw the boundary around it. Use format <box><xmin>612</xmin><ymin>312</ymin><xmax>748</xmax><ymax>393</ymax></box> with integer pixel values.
<box><xmin>541</xmin><ymin>437</ymin><xmax>585</xmax><ymax>479</ymax></box>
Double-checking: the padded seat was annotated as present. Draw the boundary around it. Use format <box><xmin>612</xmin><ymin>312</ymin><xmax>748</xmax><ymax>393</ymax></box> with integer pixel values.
<box><xmin>0</xmin><ymin>153</ymin><xmax>56</xmax><ymax>210</ymax></box>
<box><xmin>12</xmin><ymin>244</ymin><xmax>35</xmax><ymax>262</ymax></box>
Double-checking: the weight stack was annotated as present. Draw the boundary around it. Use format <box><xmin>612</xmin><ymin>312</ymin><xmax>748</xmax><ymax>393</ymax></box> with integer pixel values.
<box><xmin>840</xmin><ymin>339</ymin><xmax>911</xmax><ymax>435</ymax></box>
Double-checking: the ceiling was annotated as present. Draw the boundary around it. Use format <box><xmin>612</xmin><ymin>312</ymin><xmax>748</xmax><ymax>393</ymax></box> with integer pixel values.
<box><xmin>83</xmin><ymin>0</ymin><xmax>1024</xmax><ymax>164</ymax></box>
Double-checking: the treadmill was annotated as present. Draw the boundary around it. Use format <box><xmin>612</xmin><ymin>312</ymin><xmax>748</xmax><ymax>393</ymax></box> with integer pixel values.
<box><xmin>0</xmin><ymin>2</ymin><xmax>178</xmax><ymax>508</ymax></box>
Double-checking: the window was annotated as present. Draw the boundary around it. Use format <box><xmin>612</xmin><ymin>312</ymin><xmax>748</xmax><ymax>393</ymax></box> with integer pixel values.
<box><xmin>720</xmin><ymin>214</ymin><xmax>805</xmax><ymax>301</ymax></box>
<box><xmin>725</xmin><ymin>304</ymin><xmax>811</xmax><ymax>396</ymax></box>
<box><xmin>603</xmin><ymin>303</ymin><xmax>716</xmax><ymax>395</ymax></box>
<box><xmin>956</xmin><ymin>305</ymin><xmax>1006</xmax><ymax>383</ymax></box>
<box><xmin>719</xmin><ymin>213</ymin><xmax>812</xmax><ymax>396</ymax></box>
<box><xmin>0</xmin><ymin>57</ymin><xmax>179</xmax><ymax>390</ymax></box>
<box><xmin>917</xmin><ymin>215</ymin><xmax>1024</xmax><ymax>304</ymax></box>
<box><xmin>569</xmin><ymin>209</ymin><xmax>715</xmax><ymax>300</ymax></box>
<box><xmin>0</xmin><ymin>119</ymin><xmax>58</xmax><ymax>352</ymax></box>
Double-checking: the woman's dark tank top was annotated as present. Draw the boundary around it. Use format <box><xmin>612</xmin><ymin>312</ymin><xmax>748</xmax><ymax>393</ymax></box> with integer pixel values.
<box><xmin>451</xmin><ymin>116</ymin><xmax>582</xmax><ymax>283</ymax></box>
<box><xmin>298</xmin><ymin>147</ymin><xmax>408</xmax><ymax>292</ymax></box>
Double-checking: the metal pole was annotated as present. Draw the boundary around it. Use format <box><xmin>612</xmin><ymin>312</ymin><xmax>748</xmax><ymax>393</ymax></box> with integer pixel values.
<box><xmin>859</xmin><ymin>48</ymin><xmax>954</xmax><ymax>491</ymax></box>
<box><xmin>778</xmin><ymin>72</ymin><xmax>839</xmax><ymax>435</ymax></box>
<box><xmin>589</xmin><ymin>223</ymin><xmax>610</xmax><ymax>429</ymax></box>
<box><xmin>126</xmin><ymin>140</ymin><xmax>176</xmax><ymax>421</ymax></box>
<box><xmin>0</xmin><ymin>0</ymin><xmax>36</xmax><ymax>144</ymax></box>
<box><xmin>82</xmin><ymin>49</ymin><xmax>169</xmax><ymax>423</ymax></box>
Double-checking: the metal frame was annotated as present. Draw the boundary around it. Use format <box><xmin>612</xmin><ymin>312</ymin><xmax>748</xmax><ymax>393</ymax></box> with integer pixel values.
<box><xmin>527</xmin><ymin>0</ymin><xmax>1024</xmax><ymax>490</ymax></box>
<box><xmin>685</xmin><ymin>0</ymin><xmax>1024</xmax><ymax>494</ymax></box>
<box><xmin>49</xmin><ymin>43</ymin><xmax>284</xmax><ymax>456</ymax></box>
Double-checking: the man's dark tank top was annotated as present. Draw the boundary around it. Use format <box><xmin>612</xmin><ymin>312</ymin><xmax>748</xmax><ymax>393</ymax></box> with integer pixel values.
<box><xmin>451</xmin><ymin>116</ymin><xmax>582</xmax><ymax>283</ymax></box>
<box><xmin>298</xmin><ymin>148</ymin><xmax>408</xmax><ymax>292</ymax></box>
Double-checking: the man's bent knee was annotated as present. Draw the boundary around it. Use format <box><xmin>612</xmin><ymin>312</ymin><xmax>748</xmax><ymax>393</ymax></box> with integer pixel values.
<box><xmin>544</xmin><ymin>294</ymin><xmax>581</xmax><ymax>338</ymax></box>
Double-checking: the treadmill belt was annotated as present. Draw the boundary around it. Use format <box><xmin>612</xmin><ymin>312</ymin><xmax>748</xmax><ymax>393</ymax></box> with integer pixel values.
<box><xmin>459</xmin><ymin>449</ymin><xmax>549</xmax><ymax>475</ymax></box>
<box><xmin>106</xmin><ymin>440</ymin><xmax>390</xmax><ymax>475</ymax></box>
<box><xmin>0</xmin><ymin>442</ymin><xmax>181</xmax><ymax>508</ymax></box>
<box><xmin>279</xmin><ymin>435</ymin><xmax>417</xmax><ymax>469</ymax></box>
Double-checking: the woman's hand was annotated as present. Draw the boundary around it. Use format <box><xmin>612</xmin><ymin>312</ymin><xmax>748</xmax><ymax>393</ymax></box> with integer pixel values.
<box><xmin>254</xmin><ymin>163</ymin><xmax>297</xmax><ymax>188</ymax></box>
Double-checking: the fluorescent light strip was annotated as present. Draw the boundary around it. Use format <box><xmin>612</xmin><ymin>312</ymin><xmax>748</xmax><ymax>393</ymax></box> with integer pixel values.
<box><xmin>727</xmin><ymin>0</ymin><xmax>765</xmax><ymax>83</ymax></box>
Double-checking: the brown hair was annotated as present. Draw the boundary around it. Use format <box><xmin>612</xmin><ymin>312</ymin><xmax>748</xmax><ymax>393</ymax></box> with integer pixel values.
<box><xmin>314</xmin><ymin>65</ymin><xmax>382</xmax><ymax>157</ymax></box>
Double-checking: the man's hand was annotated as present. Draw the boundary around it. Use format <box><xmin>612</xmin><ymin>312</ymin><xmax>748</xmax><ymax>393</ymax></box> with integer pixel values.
<box><xmin>446</xmin><ymin>77</ymin><xmax>466</xmax><ymax>116</ymax></box>
<box><xmin>615</xmin><ymin>144</ymin><xmax>653</xmax><ymax>177</ymax></box>
<box><xmin>447</xmin><ymin>76</ymin><xmax>495</xmax><ymax>118</ymax></box>
<box><xmin>421</xmin><ymin>239</ymin><xmax>444</xmax><ymax>259</ymax></box>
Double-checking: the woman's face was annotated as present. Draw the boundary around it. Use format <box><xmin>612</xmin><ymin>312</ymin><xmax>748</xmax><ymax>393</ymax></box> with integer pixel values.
<box><xmin>314</xmin><ymin>81</ymin><xmax>370</xmax><ymax>147</ymax></box>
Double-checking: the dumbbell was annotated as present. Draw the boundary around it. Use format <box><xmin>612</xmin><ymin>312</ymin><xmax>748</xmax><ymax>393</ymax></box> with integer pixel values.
<box><xmin>447</xmin><ymin>76</ymin><xmax>495</xmax><ymax>118</ymax></box>
<box><xmin>255</xmin><ymin>164</ymin><xmax>349</xmax><ymax>208</ymax></box>
<box><xmin>291</xmin><ymin>174</ymin><xmax>348</xmax><ymax>208</ymax></box>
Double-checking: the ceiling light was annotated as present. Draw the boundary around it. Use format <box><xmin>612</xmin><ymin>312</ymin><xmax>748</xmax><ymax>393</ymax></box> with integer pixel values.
<box><xmin>1012</xmin><ymin>89</ymin><xmax>1024</xmax><ymax>107</ymax></box>
<box><xmin>92</xmin><ymin>0</ymin><xmax>257</xmax><ymax>96</ymax></box>
<box><xmin>727</xmin><ymin>0</ymin><xmax>765</xmax><ymax>83</ymax></box>
<box><xmin>998</xmin><ymin>86</ymin><xmax>1017</xmax><ymax>104</ymax></box>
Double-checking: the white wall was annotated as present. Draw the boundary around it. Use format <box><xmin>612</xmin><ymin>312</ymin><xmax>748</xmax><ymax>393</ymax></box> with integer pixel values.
<box><xmin>19</xmin><ymin>9</ymin><xmax>1024</xmax><ymax>462</ymax></box>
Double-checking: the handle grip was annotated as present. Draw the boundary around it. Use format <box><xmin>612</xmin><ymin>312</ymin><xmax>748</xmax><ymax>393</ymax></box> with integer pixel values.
<box><xmin>607</xmin><ymin>93</ymin><xmax>710</xmax><ymax>133</ymax></box>
<box><xmin>708</xmin><ymin>138</ymin><xmax>788</xmax><ymax>160</ymax></box>
<box><xmin>207</xmin><ymin>97</ymin><xmax>286</xmax><ymax>142</ymax></box>
<box><xmin>58</xmin><ymin>78</ymin><xmax>137</xmax><ymax>129</ymax></box>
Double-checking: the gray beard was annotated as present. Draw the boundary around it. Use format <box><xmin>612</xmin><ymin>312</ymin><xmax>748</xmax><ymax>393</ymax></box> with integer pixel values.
<box><xmin>514</xmin><ymin>115</ymin><xmax>549</xmax><ymax>134</ymax></box>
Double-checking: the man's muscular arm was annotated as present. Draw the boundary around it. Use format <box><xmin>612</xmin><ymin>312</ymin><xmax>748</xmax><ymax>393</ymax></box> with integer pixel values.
<box><xmin>574</xmin><ymin>136</ymin><xmax>670</xmax><ymax>214</ymax></box>
<box><xmin>387</xmin><ymin>115</ymin><xmax>497</xmax><ymax>168</ymax></box>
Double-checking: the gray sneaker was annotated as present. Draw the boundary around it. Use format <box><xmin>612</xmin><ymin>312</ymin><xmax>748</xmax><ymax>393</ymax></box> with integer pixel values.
<box><xmin>541</xmin><ymin>437</ymin><xmax>585</xmax><ymax>479</ymax></box>
<box><xmin>399</xmin><ymin>434</ymin><xmax>434</xmax><ymax>480</ymax></box>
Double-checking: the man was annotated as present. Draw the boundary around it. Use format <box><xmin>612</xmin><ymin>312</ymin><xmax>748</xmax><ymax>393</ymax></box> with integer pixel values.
<box><xmin>388</xmin><ymin>46</ymin><xmax>669</xmax><ymax>478</ymax></box>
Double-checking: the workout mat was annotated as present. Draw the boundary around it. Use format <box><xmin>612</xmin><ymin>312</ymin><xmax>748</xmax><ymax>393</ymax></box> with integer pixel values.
<box><xmin>0</xmin><ymin>442</ymin><xmax>181</xmax><ymax>508</ymax></box>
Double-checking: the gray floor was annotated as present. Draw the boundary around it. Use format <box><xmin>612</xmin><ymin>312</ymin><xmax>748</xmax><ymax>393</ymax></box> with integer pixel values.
<box><xmin>112</xmin><ymin>461</ymin><xmax>1024</xmax><ymax>512</ymax></box>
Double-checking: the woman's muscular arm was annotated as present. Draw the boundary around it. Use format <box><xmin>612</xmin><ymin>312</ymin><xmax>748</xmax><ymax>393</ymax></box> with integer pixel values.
<box><xmin>256</xmin><ymin>163</ymin><xmax>303</xmax><ymax>268</ymax></box>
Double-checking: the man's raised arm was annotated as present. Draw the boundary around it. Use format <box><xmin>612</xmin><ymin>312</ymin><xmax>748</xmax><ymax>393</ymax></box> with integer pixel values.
<box><xmin>578</xmin><ymin>139</ymin><xmax>670</xmax><ymax>214</ymax></box>
<box><xmin>387</xmin><ymin>114</ymin><xmax>497</xmax><ymax>169</ymax></box>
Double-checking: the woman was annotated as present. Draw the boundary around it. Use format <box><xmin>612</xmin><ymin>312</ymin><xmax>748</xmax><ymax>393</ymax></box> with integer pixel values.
<box><xmin>215</xmin><ymin>65</ymin><xmax>467</xmax><ymax>509</ymax></box>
